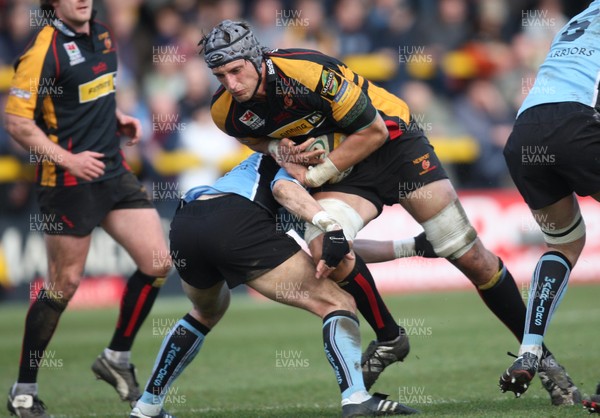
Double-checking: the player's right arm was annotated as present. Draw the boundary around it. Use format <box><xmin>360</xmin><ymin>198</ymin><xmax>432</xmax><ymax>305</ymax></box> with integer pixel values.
<box><xmin>4</xmin><ymin>114</ymin><xmax>105</xmax><ymax>181</ymax></box>
<box><xmin>4</xmin><ymin>28</ymin><xmax>105</xmax><ymax>182</ymax></box>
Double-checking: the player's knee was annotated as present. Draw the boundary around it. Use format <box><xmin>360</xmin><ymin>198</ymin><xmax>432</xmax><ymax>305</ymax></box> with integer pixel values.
<box><xmin>47</xmin><ymin>271</ymin><xmax>81</xmax><ymax>301</ymax></box>
<box><xmin>190</xmin><ymin>305</ymin><xmax>225</xmax><ymax>329</ymax></box>
<box><xmin>334</xmin><ymin>288</ymin><xmax>356</xmax><ymax>313</ymax></box>
<box><xmin>421</xmin><ymin>199</ymin><xmax>478</xmax><ymax>260</ymax></box>
<box><xmin>304</xmin><ymin>198</ymin><xmax>363</xmax><ymax>245</ymax></box>
<box><xmin>318</xmin><ymin>286</ymin><xmax>356</xmax><ymax>318</ymax></box>
<box><xmin>542</xmin><ymin>213</ymin><xmax>586</xmax><ymax>264</ymax></box>
<box><xmin>140</xmin><ymin>251</ymin><xmax>172</xmax><ymax>278</ymax></box>
<box><xmin>188</xmin><ymin>286</ymin><xmax>230</xmax><ymax>328</ymax></box>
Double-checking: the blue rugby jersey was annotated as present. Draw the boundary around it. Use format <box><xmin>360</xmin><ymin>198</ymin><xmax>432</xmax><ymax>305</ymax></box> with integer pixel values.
<box><xmin>519</xmin><ymin>0</ymin><xmax>600</xmax><ymax>115</ymax></box>
<box><xmin>182</xmin><ymin>153</ymin><xmax>281</xmax><ymax>216</ymax></box>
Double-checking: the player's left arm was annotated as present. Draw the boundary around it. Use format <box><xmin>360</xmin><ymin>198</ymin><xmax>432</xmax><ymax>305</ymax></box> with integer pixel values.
<box><xmin>116</xmin><ymin>108</ymin><xmax>142</xmax><ymax>146</ymax></box>
<box><xmin>327</xmin><ymin>112</ymin><xmax>387</xmax><ymax>171</ymax></box>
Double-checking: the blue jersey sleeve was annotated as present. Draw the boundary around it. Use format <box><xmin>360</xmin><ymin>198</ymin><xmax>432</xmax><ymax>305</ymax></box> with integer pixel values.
<box><xmin>271</xmin><ymin>167</ymin><xmax>304</xmax><ymax>191</ymax></box>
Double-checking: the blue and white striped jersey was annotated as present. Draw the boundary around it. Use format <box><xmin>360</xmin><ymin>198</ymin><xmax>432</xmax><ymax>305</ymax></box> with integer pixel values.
<box><xmin>519</xmin><ymin>0</ymin><xmax>600</xmax><ymax>115</ymax></box>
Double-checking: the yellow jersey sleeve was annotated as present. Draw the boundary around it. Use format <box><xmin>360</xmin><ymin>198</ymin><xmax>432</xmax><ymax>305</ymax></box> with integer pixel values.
<box><xmin>5</xmin><ymin>26</ymin><xmax>55</xmax><ymax>120</ymax></box>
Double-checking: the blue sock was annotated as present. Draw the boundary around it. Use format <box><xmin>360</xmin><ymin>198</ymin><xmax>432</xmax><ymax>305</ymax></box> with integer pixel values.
<box><xmin>322</xmin><ymin>310</ymin><xmax>367</xmax><ymax>400</ymax></box>
<box><xmin>522</xmin><ymin>252</ymin><xmax>571</xmax><ymax>355</ymax></box>
<box><xmin>138</xmin><ymin>314</ymin><xmax>209</xmax><ymax>412</ymax></box>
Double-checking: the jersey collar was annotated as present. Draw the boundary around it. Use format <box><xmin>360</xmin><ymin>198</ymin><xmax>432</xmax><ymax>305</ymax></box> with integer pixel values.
<box><xmin>51</xmin><ymin>10</ymin><xmax>97</xmax><ymax>37</ymax></box>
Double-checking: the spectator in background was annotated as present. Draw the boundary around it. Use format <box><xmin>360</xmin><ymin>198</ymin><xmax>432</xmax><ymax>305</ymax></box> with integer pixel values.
<box><xmin>153</xmin><ymin>4</ymin><xmax>183</xmax><ymax>46</ymax></box>
<box><xmin>105</xmin><ymin>3</ymin><xmax>144</xmax><ymax>84</ymax></box>
<box><xmin>143</xmin><ymin>43</ymin><xmax>187</xmax><ymax>101</ymax></box>
<box><xmin>417</xmin><ymin>0</ymin><xmax>473</xmax><ymax>52</ymax></box>
<box><xmin>453</xmin><ymin>79</ymin><xmax>513</xmax><ymax>188</ymax></box>
<box><xmin>248</xmin><ymin>0</ymin><xmax>286</xmax><ymax>49</ymax></box>
<box><xmin>400</xmin><ymin>80</ymin><xmax>463</xmax><ymax>138</ymax></box>
<box><xmin>178</xmin><ymin>106</ymin><xmax>245</xmax><ymax>192</ymax></box>
<box><xmin>0</xmin><ymin>2</ymin><xmax>34</xmax><ymax>67</ymax></box>
<box><xmin>178</xmin><ymin>56</ymin><xmax>212</xmax><ymax>121</ymax></box>
<box><xmin>194</xmin><ymin>0</ymin><xmax>243</xmax><ymax>30</ymax></box>
<box><xmin>141</xmin><ymin>91</ymin><xmax>185</xmax><ymax>183</ymax></box>
<box><xmin>370</xmin><ymin>0</ymin><xmax>419</xmax><ymax>91</ymax></box>
<box><xmin>522</xmin><ymin>0</ymin><xmax>567</xmax><ymax>41</ymax></box>
<box><xmin>333</xmin><ymin>0</ymin><xmax>376</xmax><ymax>56</ymax></box>
<box><xmin>280</xmin><ymin>0</ymin><xmax>339</xmax><ymax>55</ymax></box>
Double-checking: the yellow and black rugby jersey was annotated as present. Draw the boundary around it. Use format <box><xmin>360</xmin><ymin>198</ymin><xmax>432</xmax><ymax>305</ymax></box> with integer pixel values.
<box><xmin>210</xmin><ymin>48</ymin><xmax>412</xmax><ymax>143</ymax></box>
<box><xmin>5</xmin><ymin>15</ymin><xmax>129</xmax><ymax>187</ymax></box>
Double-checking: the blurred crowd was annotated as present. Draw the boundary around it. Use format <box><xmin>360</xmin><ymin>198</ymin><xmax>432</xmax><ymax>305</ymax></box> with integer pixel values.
<box><xmin>0</xmin><ymin>0</ymin><xmax>592</xmax><ymax>215</ymax></box>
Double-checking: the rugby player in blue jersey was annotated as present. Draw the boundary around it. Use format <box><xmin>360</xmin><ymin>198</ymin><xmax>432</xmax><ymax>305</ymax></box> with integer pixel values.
<box><xmin>499</xmin><ymin>1</ymin><xmax>600</xmax><ymax>406</ymax></box>
<box><xmin>129</xmin><ymin>152</ymin><xmax>418</xmax><ymax>418</ymax></box>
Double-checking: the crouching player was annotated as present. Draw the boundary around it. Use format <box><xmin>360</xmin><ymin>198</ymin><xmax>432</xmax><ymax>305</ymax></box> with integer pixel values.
<box><xmin>129</xmin><ymin>153</ymin><xmax>418</xmax><ymax>418</ymax></box>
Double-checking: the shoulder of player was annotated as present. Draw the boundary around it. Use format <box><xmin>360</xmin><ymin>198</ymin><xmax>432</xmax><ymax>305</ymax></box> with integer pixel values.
<box><xmin>18</xmin><ymin>26</ymin><xmax>56</xmax><ymax>57</ymax></box>
<box><xmin>92</xmin><ymin>19</ymin><xmax>111</xmax><ymax>35</ymax></box>
<box><xmin>210</xmin><ymin>86</ymin><xmax>232</xmax><ymax>120</ymax></box>
<box><xmin>12</xmin><ymin>26</ymin><xmax>57</xmax><ymax>73</ymax></box>
<box><xmin>267</xmin><ymin>48</ymin><xmax>349</xmax><ymax>93</ymax></box>
<box><xmin>209</xmin><ymin>86</ymin><xmax>247</xmax><ymax>136</ymax></box>
<box><xmin>267</xmin><ymin>48</ymin><xmax>343</xmax><ymax>67</ymax></box>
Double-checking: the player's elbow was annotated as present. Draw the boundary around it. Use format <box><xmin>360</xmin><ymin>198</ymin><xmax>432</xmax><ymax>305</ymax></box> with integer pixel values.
<box><xmin>4</xmin><ymin>113</ymin><xmax>32</xmax><ymax>143</ymax></box>
<box><xmin>371</xmin><ymin>115</ymin><xmax>389</xmax><ymax>147</ymax></box>
<box><xmin>4</xmin><ymin>113</ymin><xmax>20</xmax><ymax>137</ymax></box>
<box><xmin>271</xmin><ymin>180</ymin><xmax>288</xmax><ymax>203</ymax></box>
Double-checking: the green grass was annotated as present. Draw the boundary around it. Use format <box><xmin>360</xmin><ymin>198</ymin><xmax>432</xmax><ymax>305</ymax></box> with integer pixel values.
<box><xmin>1</xmin><ymin>284</ymin><xmax>599</xmax><ymax>417</ymax></box>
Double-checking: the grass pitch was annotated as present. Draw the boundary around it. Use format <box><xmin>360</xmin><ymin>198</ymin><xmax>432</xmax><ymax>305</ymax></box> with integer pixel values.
<box><xmin>0</xmin><ymin>284</ymin><xmax>598</xmax><ymax>417</ymax></box>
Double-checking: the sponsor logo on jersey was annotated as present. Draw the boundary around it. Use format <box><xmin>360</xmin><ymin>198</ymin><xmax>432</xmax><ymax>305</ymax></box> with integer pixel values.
<box><xmin>78</xmin><ymin>72</ymin><xmax>115</xmax><ymax>103</ymax></box>
<box><xmin>9</xmin><ymin>87</ymin><xmax>32</xmax><ymax>100</ymax></box>
<box><xmin>332</xmin><ymin>80</ymin><xmax>349</xmax><ymax>103</ymax></box>
<box><xmin>239</xmin><ymin>110</ymin><xmax>265</xmax><ymax>130</ymax></box>
<box><xmin>64</xmin><ymin>41</ymin><xmax>85</xmax><ymax>66</ymax></box>
<box><xmin>270</xmin><ymin>120</ymin><xmax>312</xmax><ymax>138</ymax></box>
<box><xmin>266</xmin><ymin>58</ymin><xmax>275</xmax><ymax>75</ymax></box>
<box><xmin>274</xmin><ymin>111</ymin><xmax>292</xmax><ymax>123</ymax></box>
<box><xmin>92</xmin><ymin>62</ymin><xmax>108</xmax><ymax>75</ymax></box>
<box><xmin>98</xmin><ymin>32</ymin><xmax>114</xmax><ymax>54</ymax></box>
<box><xmin>306</xmin><ymin>112</ymin><xmax>324</xmax><ymax>126</ymax></box>
<box><xmin>283</xmin><ymin>94</ymin><xmax>294</xmax><ymax>108</ymax></box>
<box><xmin>269</xmin><ymin>111</ymin><xmax>325</xmax><ymax>138</ymax></box>
<box><xmin>320</xmin><ymin>69</ymin><xmax>341</xmax><ymax>96</ymax></box>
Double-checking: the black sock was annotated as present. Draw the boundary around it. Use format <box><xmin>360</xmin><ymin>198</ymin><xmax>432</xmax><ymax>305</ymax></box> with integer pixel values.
<box><xmin>142</xmin><ymin>313</ymin><xmax>209</xmax><ymax>404</ymax></box>
<box><xmin>476</xmin><ymin>259</ymin><xmax>553</xmax><ymax>358</ymax></box>
<box><xmin>108</xmin><ymin>270</ymin><xmax>162</xmax><ymax>351</ymax></box>
<box><xmin>339</xmin><ymin>255</ymin><xmax>399</xmax><ymax>342</ymax></box>
<box><xmin>18</xmin><ymin>289</ymin><xmax>67</xmax><ymax>383</ymax></box>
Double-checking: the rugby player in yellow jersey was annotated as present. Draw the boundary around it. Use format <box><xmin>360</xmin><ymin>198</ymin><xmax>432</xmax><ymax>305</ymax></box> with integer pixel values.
<box><xmin>5</xmin><ymin>1</ymin><xmax>171</xmax><ymax>416</ymax></box>
<box><xmin>199</xmin><ymin>20</ymin><xmax>579</xmax><ymax>404</ymax></box>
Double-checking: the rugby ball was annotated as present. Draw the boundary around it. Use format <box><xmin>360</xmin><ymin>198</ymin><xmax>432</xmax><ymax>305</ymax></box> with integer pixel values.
<box><xmin>307</xmin><ymin>133</ymin><xmax>353</xmax><ymax>184</ymax></box>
